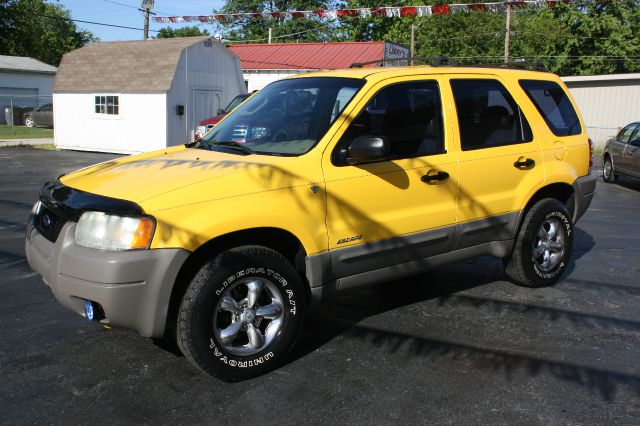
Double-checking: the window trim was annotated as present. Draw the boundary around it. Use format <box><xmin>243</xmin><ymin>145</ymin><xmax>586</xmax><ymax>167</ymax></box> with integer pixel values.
<box><xmin>331</xmin><ymin>79</ymin><xmax>448</xmax><ymax>167</ymax></box>
<box><xmin>450</xmin><ymin>78</ymin><xmax>534</xmax><ymax>152</ymax></box>
<box><xmin>93</xmin><ymin>94</ymin><xmax>120</xmax><ymax>117</ymax></box>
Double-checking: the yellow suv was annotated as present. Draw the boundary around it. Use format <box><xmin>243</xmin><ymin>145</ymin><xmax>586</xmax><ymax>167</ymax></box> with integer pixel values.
<box><xmin>26</xmin><ymin>64</ymin><xmax>595</xmax><ymax>381</ymax></box>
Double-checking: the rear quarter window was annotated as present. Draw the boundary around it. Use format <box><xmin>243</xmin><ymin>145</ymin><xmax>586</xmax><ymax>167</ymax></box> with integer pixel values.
<box><xmin>519</xmin><ymin>80</ymin><xmax>582</xmax><ymax>137</ymax></box>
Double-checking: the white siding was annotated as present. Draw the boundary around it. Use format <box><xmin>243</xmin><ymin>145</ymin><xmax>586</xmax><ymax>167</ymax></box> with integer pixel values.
<box><xmin>243</xmin><ymin>70</ymin><xmax>308</xmax><ymax>92</ymax></box>
<box><xmin>562</xmin><ymin>75</ymin><xmax>640</xmax><ymax>148</ymax></box>
<box><xmin>167</xmin><ymin>39</ymin><xmax>246</xmax><ymax>144</ymax></box>
<box><xmin>54</xmin><ymin>92</ymin><xmax>167</xmax><ymax>154</ymax></box>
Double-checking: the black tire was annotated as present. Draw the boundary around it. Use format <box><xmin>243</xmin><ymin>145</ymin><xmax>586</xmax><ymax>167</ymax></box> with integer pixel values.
<box><xmin>24</xmin><ymin>115</ymin><xmax>35</xmax><ymax>128</ymax></box>
<box><xmin>603</xmin><ymin>155</ymin><xmax>618</xmax><ymax>183</ymax></box>
<box><xmin>505</xmin><ymin>198</ymin><xmax>573</xmax><ymax>288</ymax></box>
<box><xmin>177</xmin><ymin>245</ymin><xmax>305</xmax><ymax>381</ymax></box>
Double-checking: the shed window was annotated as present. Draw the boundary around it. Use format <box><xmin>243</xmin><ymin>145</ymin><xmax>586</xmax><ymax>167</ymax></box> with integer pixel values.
<box><xmin>95</xmin><ymin>96</ymin><xmax>119</xmax><ymax>115</ymax></box>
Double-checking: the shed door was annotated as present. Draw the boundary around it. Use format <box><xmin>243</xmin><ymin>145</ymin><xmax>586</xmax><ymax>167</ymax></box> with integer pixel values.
<box><xmin>193</xmin><ymin>89</ymin><xmax>221</xmax><ymax>129</ymax></box>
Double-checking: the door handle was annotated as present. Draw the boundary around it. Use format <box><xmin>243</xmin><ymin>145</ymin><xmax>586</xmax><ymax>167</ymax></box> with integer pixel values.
<box><xmin>421</xmin><ymin>171</ymin><xmax>449</xmax><ymax>183</ymax></box>
<box><xmin>514</xmin><ymin>158</ymin><xmax>535</xmax><ymax>169</ymax></box>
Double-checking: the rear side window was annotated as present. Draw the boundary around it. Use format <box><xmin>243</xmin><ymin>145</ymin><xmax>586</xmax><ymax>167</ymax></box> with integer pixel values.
<box><xmin>519</xmin><ymin>80</ymin><xmax>581</xmax><ymax>136</ymax></box>
<box><xmin>451</xmin><ymin>79</ymin><xmax>533</xmax><ymax>151</ymax></box>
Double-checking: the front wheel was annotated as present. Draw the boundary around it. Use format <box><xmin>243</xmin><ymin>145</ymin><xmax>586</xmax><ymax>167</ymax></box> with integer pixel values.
<box><xmin>177</xmin><ymin>246</ymin><xmax>305</xmax><ymax>381</ymax></box>
<box><xmin>24</xmin><ymin>116</ymin><xmax>35</xmax><ymax>128</ymax></box>
<box><xmin>505</xmin><ymin>198</ymin><xmax>573</xmax><ymax>288</ymax></box>
<box><xmin>603</xmin><ymin>156</ymin><xmax>618</xmax><ymax>183</ymax></box>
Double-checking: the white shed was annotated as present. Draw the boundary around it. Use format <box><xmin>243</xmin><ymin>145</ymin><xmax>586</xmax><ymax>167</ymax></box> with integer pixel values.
<box><xmin>53</xmin><ymin>36</ymin><xmax>246</xmax><ymax>154</ymax></box>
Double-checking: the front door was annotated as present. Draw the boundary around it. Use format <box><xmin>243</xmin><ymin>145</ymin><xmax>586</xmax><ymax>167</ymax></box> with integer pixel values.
<box><xmin>617</xmin><ymin>124</ymin><xmax>639</xmax><ymax>176</ymax></box>
<box><xmin>193</xmin><ymin>89</ymin><xmax>221</xmax><ymax>136</ymax></box>
<box><xmin>323</xmin><ymin>76</ymin><xmax>459</xmax><ymax>277</ymax></box>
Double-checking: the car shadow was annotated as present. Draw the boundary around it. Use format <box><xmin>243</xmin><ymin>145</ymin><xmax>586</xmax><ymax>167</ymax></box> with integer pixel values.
<box><xmin>286</xmin><ymin>238</ymin><xmax>638</xmax><ymax>401</ymax></box>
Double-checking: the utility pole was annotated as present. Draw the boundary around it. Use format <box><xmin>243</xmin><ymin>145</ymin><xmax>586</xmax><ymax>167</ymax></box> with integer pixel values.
<box><xmin>504</xmin><ymin>4</ymin><xmax>511</xmax><ymax>63</ymax></box>
<box><xmin>268</xmin><ymin>27</ymin><xmax>272</xmax><ymax>44</ymax></box>
<box><xmin>140</xmin><ymin>0</ymin><xmax>155</xmax><ymax>40</ymax></box>
<box><xmin>143</xmin><ymin>8</ymin><xmax>150</xmax><ymax>40</ymax></box>
<box><xmin>410</xmin><ymin>23</ymin><xmax>415</xmax><ymax>66</ymax></box>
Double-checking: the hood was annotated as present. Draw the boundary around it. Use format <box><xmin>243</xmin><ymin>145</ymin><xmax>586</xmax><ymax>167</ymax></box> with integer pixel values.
<box><xmin>60</xmin><ymin>146</ymin><xmax>315</xmax><ymax>211</ymax></box>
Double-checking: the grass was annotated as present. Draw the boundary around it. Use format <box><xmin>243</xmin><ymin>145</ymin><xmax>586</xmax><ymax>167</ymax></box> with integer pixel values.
<box><xmin>0</xmin><ymin>124</ymin><xmax>53</xmax><ymax>139</ymax></box>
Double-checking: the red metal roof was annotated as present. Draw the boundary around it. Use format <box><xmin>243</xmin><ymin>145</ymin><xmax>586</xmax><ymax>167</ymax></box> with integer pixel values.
<box><xmin>227</xmin><ymin>42</ymin><xmax>385</xmax><ymax>70</ymax></box>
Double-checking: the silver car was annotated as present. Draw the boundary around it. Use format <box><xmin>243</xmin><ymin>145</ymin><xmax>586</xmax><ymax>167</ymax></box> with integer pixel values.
<box><xmin>603</xmin><ymin>122</ymin><xmax>640</xmax><ymax>183</ymax></box>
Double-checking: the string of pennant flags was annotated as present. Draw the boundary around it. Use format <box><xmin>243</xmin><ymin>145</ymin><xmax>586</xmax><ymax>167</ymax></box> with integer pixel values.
<box><xmin>153</xmin><ymin>0</ymin><xmax>581</xmax><ymax>23</ymax></box>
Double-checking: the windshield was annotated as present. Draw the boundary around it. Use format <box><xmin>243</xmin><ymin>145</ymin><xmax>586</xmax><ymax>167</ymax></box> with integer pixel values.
<box><xmin>200</xmin><ymin>77</ymin><xmax>364</xmax><ymax>156</ymax></box>
<box><xmin>223</xmin><ymin>94</ymin><xmax>250</xmax><ymax>114</ymax></box>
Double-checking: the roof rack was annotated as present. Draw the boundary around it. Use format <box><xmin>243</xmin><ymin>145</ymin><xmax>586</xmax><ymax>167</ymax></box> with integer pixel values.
<box><xmin>348</xmin><ymin>56</ymin><xmax>546</xmax><ymax>72</ymax></box>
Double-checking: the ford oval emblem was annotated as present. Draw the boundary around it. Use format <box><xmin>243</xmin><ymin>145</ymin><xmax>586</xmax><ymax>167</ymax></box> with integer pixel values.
<box><xmin>42</xmin><ymin>214</ymin><xmax>51</xmax><ymax>228</ymax></box>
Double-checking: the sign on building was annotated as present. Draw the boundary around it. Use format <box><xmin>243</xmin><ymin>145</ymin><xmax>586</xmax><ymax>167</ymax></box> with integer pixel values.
<box><xmin>383</xmin><ymin>41</ymin><xmax>410</xmax><ymax>66</ymax></box>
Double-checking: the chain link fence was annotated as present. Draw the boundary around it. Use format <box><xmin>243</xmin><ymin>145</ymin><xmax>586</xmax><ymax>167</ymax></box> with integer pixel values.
<box><xmin>0</xmin><ymin>95</ymin><xmax>54</xmax><ymax>140</ymax></box>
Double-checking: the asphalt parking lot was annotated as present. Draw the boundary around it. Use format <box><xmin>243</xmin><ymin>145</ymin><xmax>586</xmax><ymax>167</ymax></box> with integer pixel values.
<box><xmin>1</xmin><ymin>147</ymin><xmax>640</xmax><ymax>424</ymax></box>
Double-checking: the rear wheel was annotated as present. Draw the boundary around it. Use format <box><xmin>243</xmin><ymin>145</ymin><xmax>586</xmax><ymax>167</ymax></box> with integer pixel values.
<box><xmin>24</xmin><ymin>116</ymin><xmax>35</xmax><ymax>128</ymax></box>
<box><xmin>177</xmin><ymin>245</ymin><xmax>305</xmax><ymax>381</ymax></box>
<box><xmin>603</xmin><ymin>156</ymin><xmax>618</xmax><ymax>183</ymax></box>
<box><xmin>505</xmin><ymin>198</ymin><xmax>573</xmax><ymax>288</ymax></box>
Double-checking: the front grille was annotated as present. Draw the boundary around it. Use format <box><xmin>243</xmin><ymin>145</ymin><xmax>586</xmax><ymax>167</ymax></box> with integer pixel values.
<box><xmin>34</xmin><ymin>203</ymin><xmax>67</xmax><ymax>243</ymax></box>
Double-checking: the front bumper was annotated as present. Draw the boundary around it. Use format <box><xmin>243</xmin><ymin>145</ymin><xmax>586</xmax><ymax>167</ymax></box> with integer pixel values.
<box><xmin>25</xmin><ymin>220</ymin><xmax>189</xmax><ymax>338</ymax></box>
<box><xmin>572</xmin><ymin>173</ymin><xmax>597</xmax><ymax>224</ymax></box>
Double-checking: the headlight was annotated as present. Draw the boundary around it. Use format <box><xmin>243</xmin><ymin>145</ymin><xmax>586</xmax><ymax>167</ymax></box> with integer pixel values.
<box><xmin>75</xmin><ymin>211</ymin><xmax>155</xmax><ymax>251</ymax></box>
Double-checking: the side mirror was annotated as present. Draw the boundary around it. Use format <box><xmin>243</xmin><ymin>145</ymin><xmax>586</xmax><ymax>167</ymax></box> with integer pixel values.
<box><xmin>216</xmin><ymin>108</ymin><xmax>224</xmax><ymax>115</ymax></box>
<box><xmin>347</xmin><ymin>135</ymin><xmax>390</xmax><ymax>164</ymax></box>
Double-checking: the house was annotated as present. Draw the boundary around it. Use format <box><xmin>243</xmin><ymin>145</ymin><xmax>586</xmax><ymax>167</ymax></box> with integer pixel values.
<box><xmin>53</xmin><ymin>36</ymin><xmax>246</xmax><ymax>154</ymax></box>
<box><xmin>0</xmin><ymin>55</ymin><xmax>56</xmax><ymax>124</ymax></box>
<box><xmin>228</xmin><ymin>41</ymin><xmax>409</xmax><ymax>92</ymax></box>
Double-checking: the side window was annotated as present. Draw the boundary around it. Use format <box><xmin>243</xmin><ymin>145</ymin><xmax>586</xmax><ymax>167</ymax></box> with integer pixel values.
<box><xmin>617</xmin><ymin>124</ymin><xmax>637</xmax><ymax>144</ymax></box>
<box><xmin>335</xmin><ymin>81</ymin><xmax>445</xmax><ymax>163</ymax></box>
<box><xmin>519</xmin><ymin>80</ymin><xmax>581</xmax><ymax>136</ymax></box>
<box><xmin>451</xmin><ymin>79</ymin><xmax>533</xmax><ymax>151</ymax></box>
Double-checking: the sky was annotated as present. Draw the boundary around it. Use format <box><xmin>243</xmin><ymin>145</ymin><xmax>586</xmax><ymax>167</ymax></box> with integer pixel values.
<box><xmin>47</xmin><ymin>0</ymin><xmax>226</xmax><ymax>41</ymax></box>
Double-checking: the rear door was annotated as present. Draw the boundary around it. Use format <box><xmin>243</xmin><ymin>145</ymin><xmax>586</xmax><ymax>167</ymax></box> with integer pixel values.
<box><xmin>446</xmin><ymin>75</ymin><xmax>544</xmax><ymax>248</ymax></box>
<box><xmin>610</xmin><ymin>124</ymin><xmax>636</xmax><ymax>175</ymax></box>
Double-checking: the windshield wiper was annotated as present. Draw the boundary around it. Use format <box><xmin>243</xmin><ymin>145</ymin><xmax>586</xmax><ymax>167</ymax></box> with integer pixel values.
<box><xmin>209</xmin><ymin>141</ymin><xmax>254</xmax><ymax>155</ymax></box>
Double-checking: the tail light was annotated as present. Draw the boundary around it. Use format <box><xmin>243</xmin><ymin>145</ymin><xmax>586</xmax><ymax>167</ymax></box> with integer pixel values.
<box><xmin>588</xmin><ymin>138</ymin><xmax>593</xmax><ymax>167</ymax></box>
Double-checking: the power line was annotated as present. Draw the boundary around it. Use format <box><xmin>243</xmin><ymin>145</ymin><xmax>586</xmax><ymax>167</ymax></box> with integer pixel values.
<box><xmin>1</xmin><ymin>8</ymin><xmax>160</xmax><ymax>33</ymax></box>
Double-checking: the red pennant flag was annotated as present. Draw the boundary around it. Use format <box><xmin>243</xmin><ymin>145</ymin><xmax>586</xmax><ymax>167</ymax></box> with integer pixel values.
<box><xmin>270</xmin><ymin>12</ymin><xmax>282</xmax><ymax>18</ymax></box>
<box><xmin>468</xmin><ymin>4</ymin><xmax>486</xmax><ymax>11</ymax></box>
<box><xmin>314</xmin><ymin>10</ymin><xmax>325</xmax><ymax>17</ymax></box>
<box><xmin>506</xmin><ymin>0</ymin><xmax>526</xmax><ymax>8</ymax></box>
<box><xmin>198</xmin><ymin>16</ymin><xmax>208</xmax><ymax>22</ymax></box>
<box><xmin>291</xmin><ymin>12</ymin><xmax>304</xmax><ymax>18</ymax></box>
<box><xmin>337</xmin><ymin>9</ymin><xmax>358</xmax><ymax>17</ymax></box>
<box><xmin>432</xmin><ymin>4</ymin><xmax>450</xmax><ymax>15</ymax></box>
<box><xmin>401</xmin><ymin>6</ymin><xmax>417</xmax><ymax>16</ymax></box>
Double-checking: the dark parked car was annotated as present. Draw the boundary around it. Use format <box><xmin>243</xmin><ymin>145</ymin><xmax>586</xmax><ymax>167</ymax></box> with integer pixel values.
<box><xmin>603</xmin><ymin>122</ymin><xmax>640</xmax><ymax>183</ymax></box>
<box><xmin>24</xmin><ymin>103</ymin><xmax>53</xmax><ymax>128</ymax></box>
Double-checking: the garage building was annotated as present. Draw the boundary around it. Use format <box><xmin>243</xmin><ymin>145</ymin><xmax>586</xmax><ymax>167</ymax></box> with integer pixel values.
<box><xmin>0</xmin><ymin>55</ymin><xmax>56</xmax><ymax>124</ymax></box>
<box><xmin>53</xmin><ymin>36</ymin><xmax>245</xmax><ymax>154</ymax></box>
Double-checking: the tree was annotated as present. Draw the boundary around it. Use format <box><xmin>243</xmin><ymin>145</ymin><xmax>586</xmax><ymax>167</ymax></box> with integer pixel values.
<box><xmin>219</xmin><ymin>1</ymin><xmax>335</xmax><ymax>43</ymax></box>
<box><xmin>156</xmin><ymin>26</ymin><xmax>210</xmax><ymax>38</ymax></box>
<box><xmin>0</xmin><ymin>0</ymin><xmax>96</xmax><ymax>66</ymax></box>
